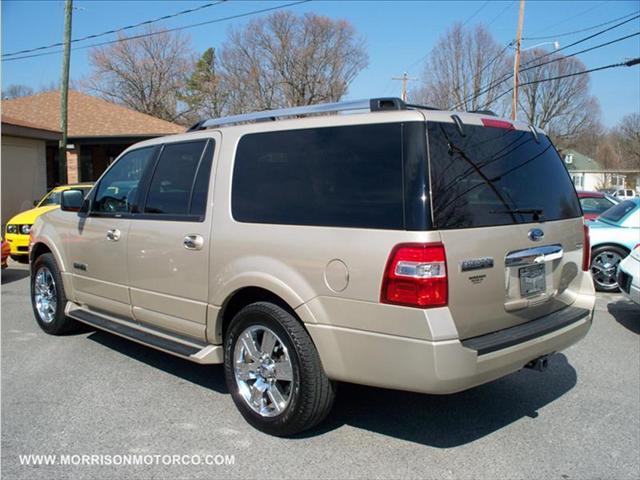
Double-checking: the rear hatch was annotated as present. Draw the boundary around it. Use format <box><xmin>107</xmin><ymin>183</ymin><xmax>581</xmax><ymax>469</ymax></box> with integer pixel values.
<box><xmin>426</xmin><ymin>118</ymin><xmax>585</xmax><ymax>339</ymax></box>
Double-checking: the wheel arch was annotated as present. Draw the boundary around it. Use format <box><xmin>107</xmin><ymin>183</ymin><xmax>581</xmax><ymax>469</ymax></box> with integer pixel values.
<box><xmin>30</xmin><ymin>242</ymin><xmax>53</xmax><ymax>267</ymax></box>
<box><xmin>217</xmin><ymin>286</ymin><xmax>303</xmax><ymax>343</ymax></box>
<box><xmin>591</xmin><ymin>242</ymin><xmax>631</xmax><ymax>255</ymax></box>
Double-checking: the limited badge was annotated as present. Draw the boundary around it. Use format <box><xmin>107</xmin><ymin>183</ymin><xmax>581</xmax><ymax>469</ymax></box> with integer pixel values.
<box><xmin>460</xmin><ymin>257</ymin><xmax>494</xmax><ymax>272</ymax></box>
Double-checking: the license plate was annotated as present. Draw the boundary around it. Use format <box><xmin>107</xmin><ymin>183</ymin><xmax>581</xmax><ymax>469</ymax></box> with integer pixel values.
<box><xmin>519</xmin><ymin>264</ymin><xmax>546</xmax><ymax>297</ymax></box>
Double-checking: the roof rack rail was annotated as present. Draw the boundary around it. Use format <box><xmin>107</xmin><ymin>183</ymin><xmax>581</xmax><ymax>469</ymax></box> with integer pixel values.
<box><xmin>188</xmin><ymin>97</ymin><xmax>431</xmax><ymax>131</ymax></box>
<box><xmin>468</xmin><ymin>109</ymin><xmax>498</xmax><ymax>116</ymax></box>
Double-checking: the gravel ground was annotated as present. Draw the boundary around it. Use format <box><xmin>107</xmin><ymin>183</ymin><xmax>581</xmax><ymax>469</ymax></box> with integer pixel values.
<box><xmin>2</xmin><ymin>261</ymin><xmax>639</xmax><ymax>480</ymax></box>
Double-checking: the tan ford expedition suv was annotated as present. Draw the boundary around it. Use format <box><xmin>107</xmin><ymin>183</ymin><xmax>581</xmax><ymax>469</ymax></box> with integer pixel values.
<box><xmin>29</xmin><ymin>98</ymin><xmax>595</xmax><ymax>436</ymax></box>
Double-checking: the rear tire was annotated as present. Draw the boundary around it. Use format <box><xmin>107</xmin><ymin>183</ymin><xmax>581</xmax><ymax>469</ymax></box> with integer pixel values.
<box><xmin>30</xmin><ymin>253</ymin><xmax>78</xmax><ymax>335</ymax></box>
<box><xmin>223</xmin><ymin>302</ymin><xmax>335</xmax><ymax>436</ymax></box>
<box><xmin>590</xmin><ymin>245</ymin><xmax>627</xmax><ymax>292</ymax></box>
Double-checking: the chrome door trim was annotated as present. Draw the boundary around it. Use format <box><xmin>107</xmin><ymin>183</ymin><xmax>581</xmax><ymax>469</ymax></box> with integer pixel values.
<box><xmin>504</xmin><ymin>244</ymin><xmax>563</xmax><ymax>267</ymax></box>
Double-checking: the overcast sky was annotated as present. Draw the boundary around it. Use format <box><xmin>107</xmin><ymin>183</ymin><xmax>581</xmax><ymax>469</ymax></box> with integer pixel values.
<box><xmin>2</xmin><ymin>0</ymin><xmax>639</xmax><ymax>126</ymax></box>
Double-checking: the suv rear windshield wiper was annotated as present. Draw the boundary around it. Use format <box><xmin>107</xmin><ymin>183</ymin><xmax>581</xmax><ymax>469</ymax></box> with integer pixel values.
<box><xmin>490</xmin><ymin>208</ymin><xmax>544</xmax><ymax>221</ymax></box>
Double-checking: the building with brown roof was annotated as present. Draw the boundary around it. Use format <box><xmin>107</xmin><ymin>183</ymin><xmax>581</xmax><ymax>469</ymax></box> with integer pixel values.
<box><xmin>1</xmin><ymin>114</ymin><xmax>62</xmax><ymax>225</ymax></box>
<box><xmin>2</xmin><ymin>90</ymin><xmax>184</xmax><ymax>186</ymax></box>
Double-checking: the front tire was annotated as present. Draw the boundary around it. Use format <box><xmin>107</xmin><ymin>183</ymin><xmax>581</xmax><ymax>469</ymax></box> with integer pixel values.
<box><xmin>590</xmin><ymin>245</ymin><xmax>628</xmax><ymax>292</ymax></box>
<box><xmin>30</xmin><ymin>253</ymin><xmax>77</xmax><ymax>334</ymax></box>
<box><xmin>224</xmin><ymin>302</ymin><xmax>335</xmax><ymax>436</ymax></box>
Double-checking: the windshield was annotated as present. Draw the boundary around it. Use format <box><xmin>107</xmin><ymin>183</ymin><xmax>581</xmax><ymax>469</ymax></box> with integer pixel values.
<box><xmin>427</xmin><ymin>122</ymin><xmax>582</xmax><ymax>229</ymax></box>
<box><xmin>598</xmin><ymin>200</ymin><xmax>637</xmax><ymax>224</ymax></box>
<box><xmin>580</xmin><ymin>196</ymin><xmax>615</xmax><ymax>215</ymax></box>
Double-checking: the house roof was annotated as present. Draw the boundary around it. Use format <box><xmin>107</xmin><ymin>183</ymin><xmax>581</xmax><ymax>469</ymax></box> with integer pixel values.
<box><xmin>1</xmin><ymin>114</ymin><xmax>62</xmax><ymax>141</ymax></box>
<box><xmin>1</xmin><ymin>90</ymin><xmax>184</xmax><ymax>138</ymax></box>
<box><xmin>2</xmin><ymin>114</ymin><xmax>61</xmax><ymax>133</ymax></box>
<box><xmin>561</xmin><ymin>149</ymin><xmax>603</xmax><ymax>172</ymax></box>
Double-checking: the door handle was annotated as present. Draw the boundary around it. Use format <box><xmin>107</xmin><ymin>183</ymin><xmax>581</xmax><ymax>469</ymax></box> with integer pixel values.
<box><xmin>183</xmin><ymin>234</ymin><xmax>204</xmax><ymax>250</ymax></box>
<box><xmin>106</xmin><ymin>228</ymin><xmax>121</xmax><ymax>241</ymax></box>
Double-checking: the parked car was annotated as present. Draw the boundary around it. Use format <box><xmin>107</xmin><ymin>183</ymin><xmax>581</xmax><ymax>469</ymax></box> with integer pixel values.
<box><xmin>4</xmin><ymin>183</ymin><xmax>93</xmax><ymax>263</ymax></box>
<box><xmin>617</xmin><ymin>245</ymin><xmax>640</xmax><ymax>305</ymax></box>
<box><xmin>1</xmin><ymin>237</ymin><xmax>10</xmax><ymax>269</ymax></box>
<box><xmin>613</xmin><ymin>188</ymin><xmax>637</xmax><ymax>200</ymax></box>
<box><xmin>577</xmin><ymin>190</ymin><xmax>619</xmax><ymax>221</ymax></box>
<box><xmin>29</xmin><ymin>98</ymin><xmax>595</xmax><ymax>436</ymax></box>
<box><xmin>588</xmin><ymin>198</ymin><xmax>640</xmax><ymax>291</ymax></box>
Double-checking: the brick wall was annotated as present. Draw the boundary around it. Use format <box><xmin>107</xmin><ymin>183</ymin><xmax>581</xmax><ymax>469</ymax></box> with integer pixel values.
<box><xmin>66</xmin><ymin>148</ymin><xmax>79</xmax><ymax>184</ymax></box>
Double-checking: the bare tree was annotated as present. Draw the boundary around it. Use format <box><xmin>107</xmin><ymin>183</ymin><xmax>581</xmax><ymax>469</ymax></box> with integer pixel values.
<box><xmin>220</xmin><ymin>11</ymin><xmax>368</xmax><ymax>113</ymax></box>
<box><xmin>610</xmin><ymin>112</ymin><xmax>640</xmax><ymax>169</ymax></box>
<box><xmin>410</xmin><ymin>24</ymin><xmax>511</xmax><ymax>112</ymax></box>
<box><xmin>555</xmin><ymin>119</ymin><xmax>605</xmax><ymax>160</ymax></box>
<box><xmin>517</xmin><ymin>49</ymin><xmax>601</xmax><ymax>142</ymax></box>
<box><xmin>85</xmin><ymin>27</ymin><xmax>193</xmax><ymax>123</ymax></box>
<box><xmin>2</xmin><ymin>84</ymin><xmax>34</xmax><ymax>99</ymax></box>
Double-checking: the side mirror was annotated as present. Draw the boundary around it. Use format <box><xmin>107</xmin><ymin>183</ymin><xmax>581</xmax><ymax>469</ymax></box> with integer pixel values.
<box><xmin>33</xmin><ymin>199</ymin><xmax>40</xmax><ymax>206</ymax></box>
<box><xmin>61</xmin><ymin>189</ymin><xmax>84</xmax><ymax>212</ymax></box>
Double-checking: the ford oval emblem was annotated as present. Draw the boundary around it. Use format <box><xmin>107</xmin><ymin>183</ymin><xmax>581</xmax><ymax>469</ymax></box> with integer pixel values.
<box><xmin>528</xmin><ymin>228</ymin><xmax>544</xmax><ymax>242</ymax></box>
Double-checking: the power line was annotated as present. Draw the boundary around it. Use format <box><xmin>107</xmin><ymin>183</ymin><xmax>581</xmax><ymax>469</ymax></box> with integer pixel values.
<box><xmin>520</xmin><ymin>13</ymin><xmax>640</xmax><ymax>67</ymax></box>
<box><xmin>476</xmin><ymin>40</ymin><xmax>515</xmax><ymax>79</ymax></box>
<box><xmin>451</xmin><ymin>12</ymin><xmax>640</xmax><ymax>109</ymax></box>
<box><xmin>2</xmin><ymin>1</ymin><xmax>227</xmax><ymax>58</ymax></box>
<box><xmin>523</xmin><ymin>9</ymin><xmax>640</xmax><ymax>40</ymax></box>
<box><xmin>518</xmin><ymin>31</ymin><xmax>640</xmax><ymax>75</ymax></box>
<box><xmin>404</xmin><ymin>0</ymin><xmax>492</xmax><ymax>72</ymax></box>
<box><xmin>462</xmin><ymin>0</ymin><xmax>491</xmax><ymax>27</ymax></box>
<box><xmin>487</xmin><ymin>1</ymin><xmax>516</xmax><ymax>27</ymax></box>
<box><xmin>525</xmin><ymin>0</ymin><xmax>609</xmax><ymax>37</ymax></box>
<box><xmin>482</xmin><ymin>57</ymin><xmax>640</xmax><ymax>108</ymax></box>
<box><xmin>2</xmin><ymin>1</ymin><xmax>311</xmax><ymax>63</ymax></box>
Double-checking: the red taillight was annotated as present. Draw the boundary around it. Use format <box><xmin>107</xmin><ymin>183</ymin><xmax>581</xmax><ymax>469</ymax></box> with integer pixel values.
<box><xmin>582</xmin><ymin>223</ymin><xmax>591</xmax><ymax>272</ymax></box>
<box><xmin>481</xmin><ymin>118</ymin><xmax>515</xmax><ymax>130</ymax></box>
<box><xmin>381</xmin><ymin>242</ymin><xmax>448</xmax><ymax>308</ymax></box>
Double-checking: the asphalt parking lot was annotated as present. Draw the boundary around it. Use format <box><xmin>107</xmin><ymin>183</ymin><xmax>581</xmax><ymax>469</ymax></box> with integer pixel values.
<box><xmin>1</xmin><ymin>261</ymin><xmax>639</xmax><ymax>480</ymax></box>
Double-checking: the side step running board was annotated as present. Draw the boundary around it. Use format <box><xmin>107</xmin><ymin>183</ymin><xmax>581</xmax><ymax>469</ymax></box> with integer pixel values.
<box><xmin>67</xmin><ymin>307</ymin><xmax>223</xmax><ymax>364</ymax></box>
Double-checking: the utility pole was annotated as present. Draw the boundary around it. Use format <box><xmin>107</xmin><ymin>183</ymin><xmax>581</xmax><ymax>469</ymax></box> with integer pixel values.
<box><xmin>511</xmin><ymin>0</ymin><xmax>525</xmax><ymax>120</ymax></box>
<box><xmin>59</xmin><ymin>0</ymin><xmax>73</xmax><ymax>183</ymax></box>
<box><xmin>392</xmin><ymin>72</ymin><xmax>417</xmax><ymax>102</ymax></box>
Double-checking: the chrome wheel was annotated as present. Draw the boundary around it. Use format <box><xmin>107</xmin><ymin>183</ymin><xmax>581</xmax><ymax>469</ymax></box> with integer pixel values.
<box><xmin>591</xmin><ymin>250</ymin><xmax>622</xmax><ymax>289</ymax></box>
<box><xmin>233</xmin><ymin>326</ymin><xmax>294</xmax><ymax>417</ymax></box>
<box><xmin>34</xmin><ymin>267</ymin><xmax>57</xmax><ymax>324</ymax></box>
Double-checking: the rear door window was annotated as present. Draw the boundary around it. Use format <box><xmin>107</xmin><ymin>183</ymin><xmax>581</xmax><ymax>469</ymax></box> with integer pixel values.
<box><xmin>143</xmin><ymin>140</ymin><xmax>212</xmax><ymax>217</ymax></box>
<box><xmin>427</xmin><ymin>122</ymin><xmax>581</xmax><ymax>229</ymax></box>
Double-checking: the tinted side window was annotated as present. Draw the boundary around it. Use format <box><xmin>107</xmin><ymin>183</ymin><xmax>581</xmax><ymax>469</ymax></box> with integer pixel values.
<box><xmin>232</xmin><ymin>124</ymin><xmax>404</xmax><ymax>229</ymax></box>
<box><xmin>93</xmin><ymin>147</ymin><xmax>156</xmax><ymax>214</ymax></box>
<box><xmin>427</xmin><ymin>122</ymin><xmax>582</xmax><ymax>229</ymax></box>
<box><xmin>144</xmin><ymin>141</ymin><xmax>208</xmax><ymax>216</ymax></box>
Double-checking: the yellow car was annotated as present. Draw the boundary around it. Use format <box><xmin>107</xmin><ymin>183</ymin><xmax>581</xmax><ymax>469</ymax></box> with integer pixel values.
<box><xmin>5</xmin><ymin>183</ymin><xmax>93</xmax><ymax>263</ymax></box>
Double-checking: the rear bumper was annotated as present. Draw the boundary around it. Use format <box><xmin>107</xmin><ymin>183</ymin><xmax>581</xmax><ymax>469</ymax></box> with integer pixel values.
<box><xmin>307</xmin><ymin>308</ymin><xmax>591</xmax><ymax>394</ymax></box>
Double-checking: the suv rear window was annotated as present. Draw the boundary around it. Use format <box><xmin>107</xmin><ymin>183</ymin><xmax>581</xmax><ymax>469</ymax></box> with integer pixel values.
<box><xmin>232</xmin><ymin>124</ymin><xmax>404</xmax><ymax>229</ymax></box>
<box><xmin>427</xmin><ymin>122</ymin><xmax>581</xmax><ymax>229</ymax></box>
